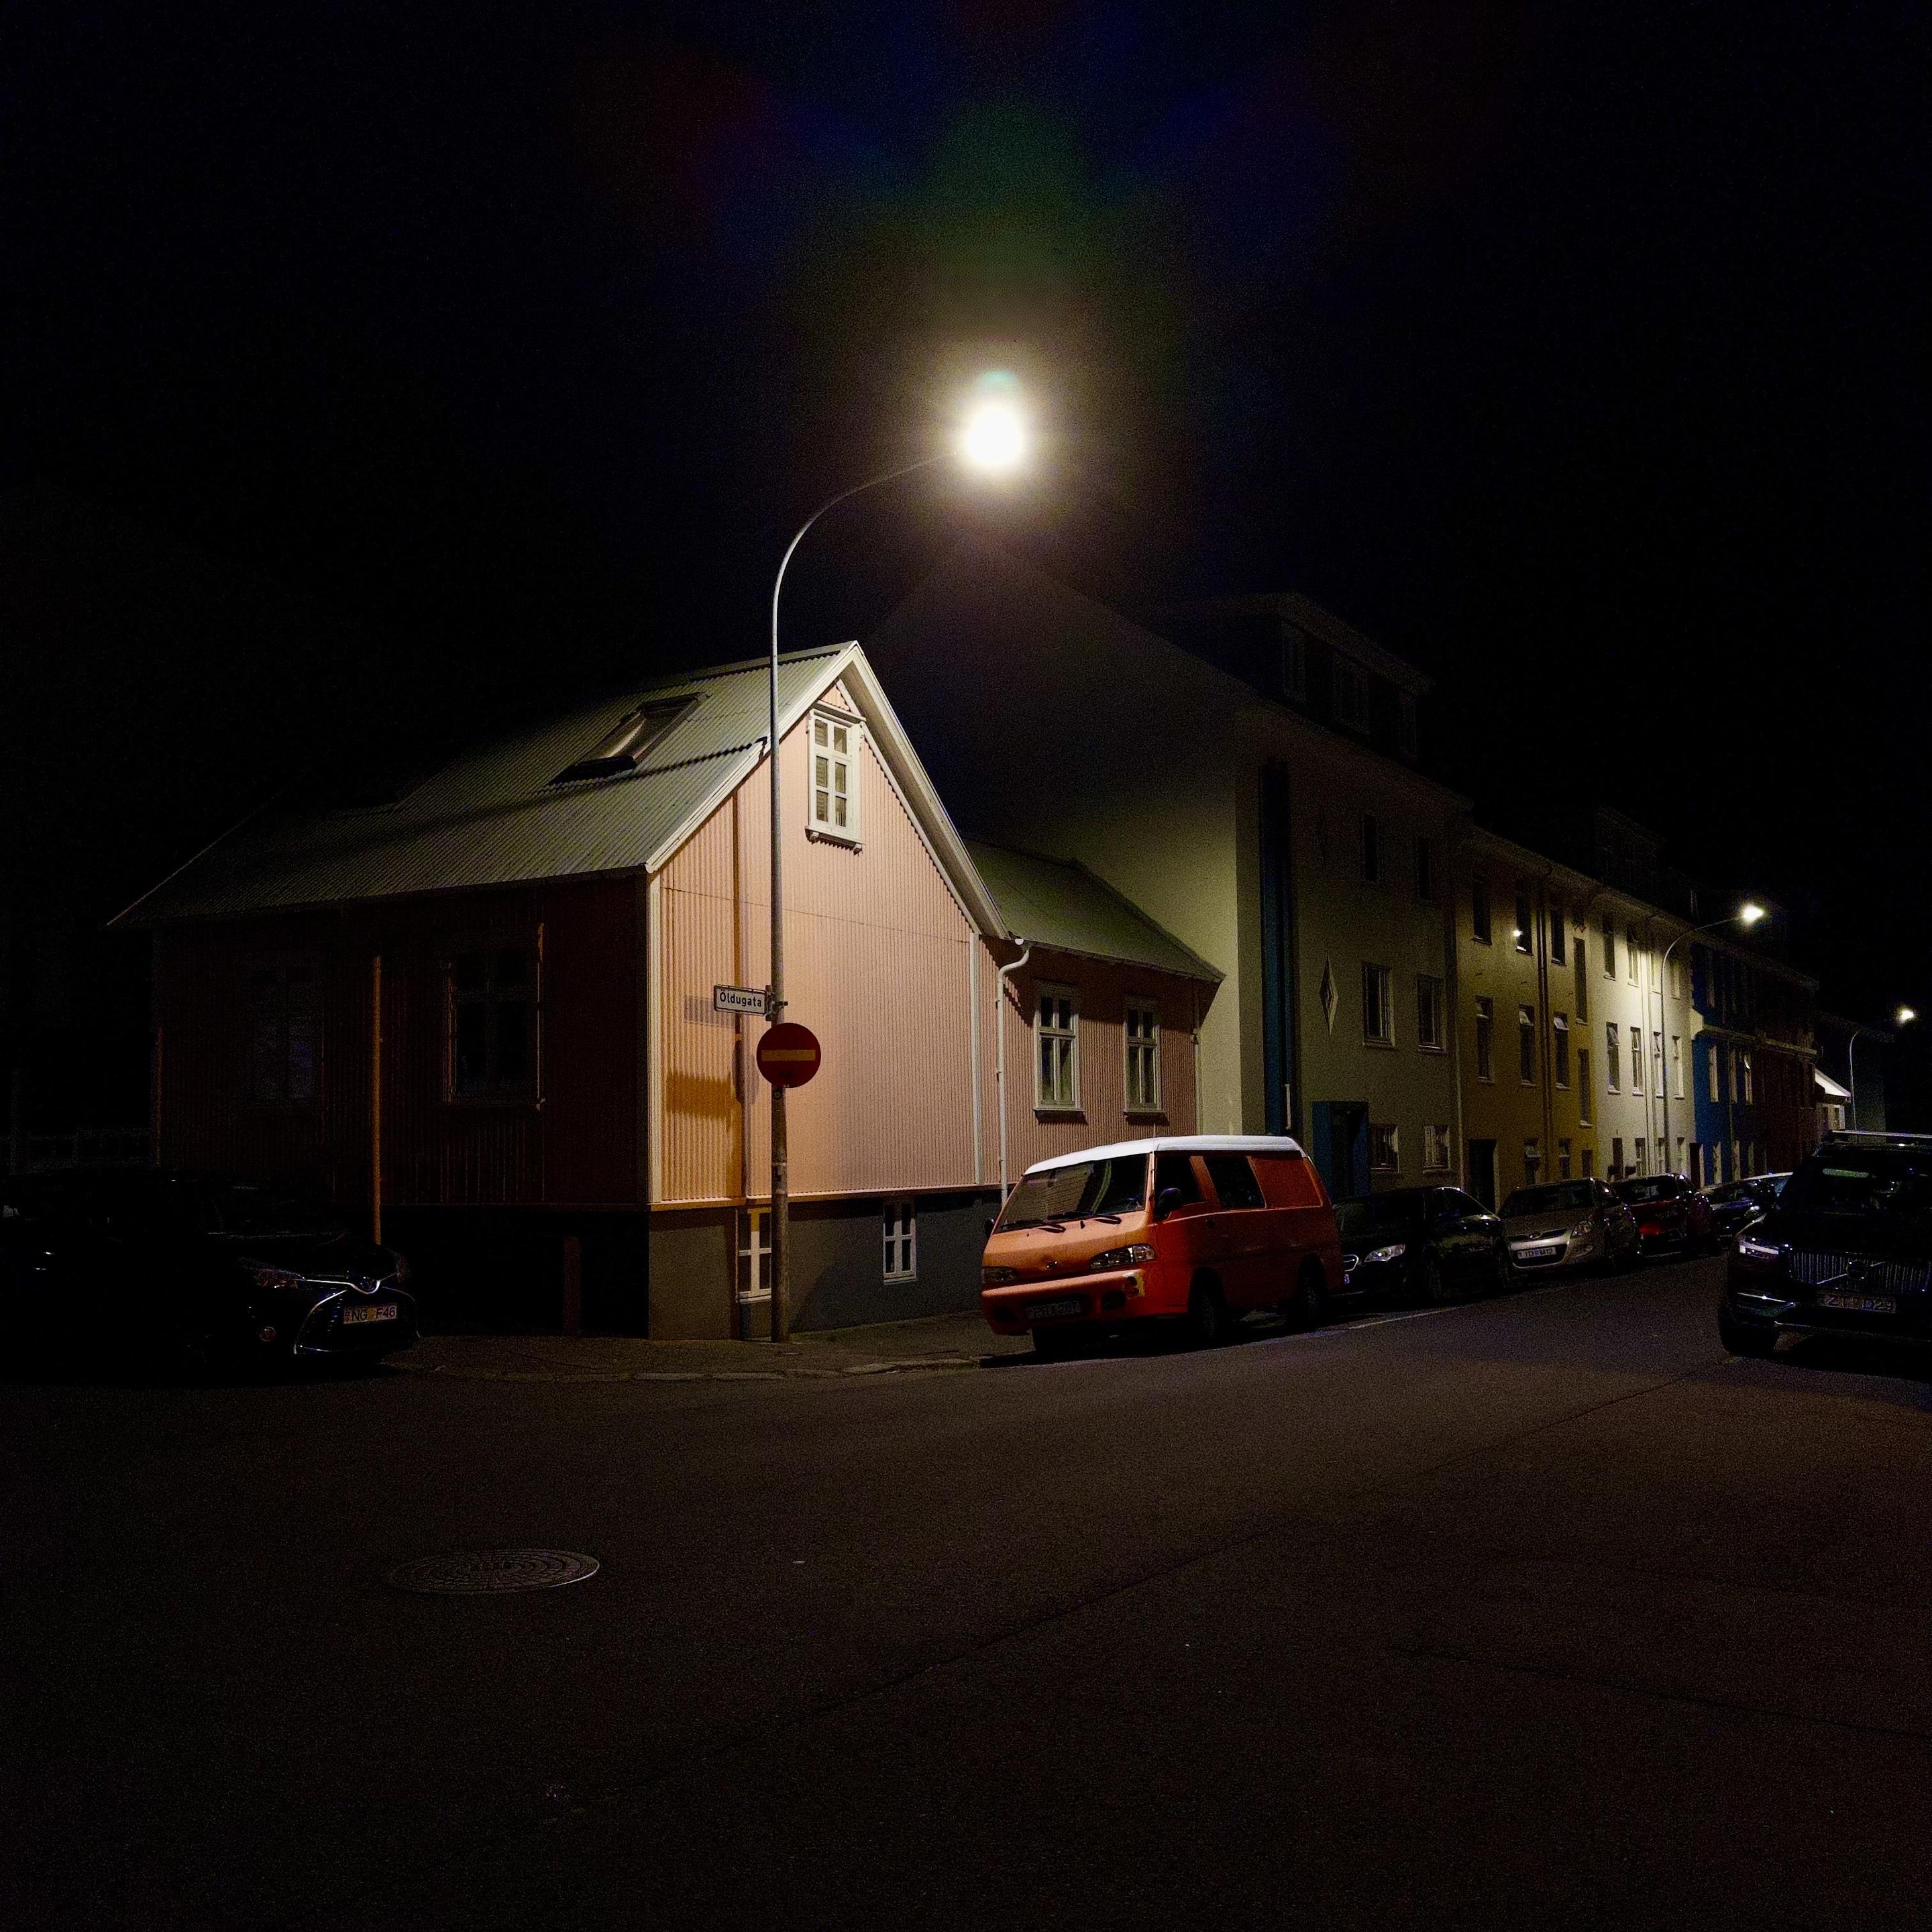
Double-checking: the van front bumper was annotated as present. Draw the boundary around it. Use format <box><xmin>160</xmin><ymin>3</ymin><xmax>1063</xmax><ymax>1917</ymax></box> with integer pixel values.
<box><xmin>981</xmin><ymin>1270</ymin><xmax>1156</xmax><ymax>1334</ymax></box>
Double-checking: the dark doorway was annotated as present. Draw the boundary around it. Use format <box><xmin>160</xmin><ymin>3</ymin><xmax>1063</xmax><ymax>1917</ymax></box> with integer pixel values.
<box><xmin>1312</xmin><ymin>1101</ymin><xmax>1369</xmax><ymax>1200</ymax></box>
<box><xmin>1467</xmin><ymin>1138</ymin><xmax>1499</xmax><ymax>1210</ymax></box>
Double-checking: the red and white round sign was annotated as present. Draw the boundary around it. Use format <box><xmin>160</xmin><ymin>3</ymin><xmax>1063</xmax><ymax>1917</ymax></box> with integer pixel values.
<box><xmin>755</xmin><ymin>1022</ymin><xmax>822</xmax><ymax>1089</ymax></box>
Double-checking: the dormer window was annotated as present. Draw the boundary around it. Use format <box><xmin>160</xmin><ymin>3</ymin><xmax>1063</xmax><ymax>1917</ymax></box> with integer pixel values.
<box><xmin>1398</xmin><ymin>692</ymin><xmax>1418</xmax><ymax>759</ymax></box>
<box><xmin>1332</xmin><ymin>657</ymin><xmax>1369</xmax><ymax>733</ymax></box>
<box><xmin>1279</xmin><ymin>621</ymin><xmax>1307</xmax><ymax>701</ymax></box>
<box><xmin>550</xmin><ymin>698</ymin><xmax>695</xmax><ymax>786</ymax></box>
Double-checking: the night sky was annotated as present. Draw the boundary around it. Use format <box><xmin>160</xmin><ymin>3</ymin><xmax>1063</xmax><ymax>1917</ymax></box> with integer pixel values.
<box><xmin>7</xmin><ymin>5</ymin><xmax>1929</xmax><ymax>1092</ymax></box>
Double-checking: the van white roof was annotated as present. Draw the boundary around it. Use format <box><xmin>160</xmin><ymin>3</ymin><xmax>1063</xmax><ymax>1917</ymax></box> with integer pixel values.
<box><xmin>1022</xmin><ymin>1134</ymin><xmax>1308</xmax><ymax>1177</ymax></box>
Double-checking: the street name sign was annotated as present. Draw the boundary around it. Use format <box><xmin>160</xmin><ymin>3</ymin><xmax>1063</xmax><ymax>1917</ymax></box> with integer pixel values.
<box><xmin>755</xmin><ymin>1022</ymin><xmax>822</xmax><ymax>1088</ymax></box>
<box><xmin>713</xmin><ymin>984</ymin><xmax>770</xmax><ymax>1017</ymax></box>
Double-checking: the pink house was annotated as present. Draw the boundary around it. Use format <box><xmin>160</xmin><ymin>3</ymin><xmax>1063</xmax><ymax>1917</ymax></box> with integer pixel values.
<box><xmin>122</xmin><ymin>645</ymin><xmax>1221</xmax><ymax>1335</ymax></box>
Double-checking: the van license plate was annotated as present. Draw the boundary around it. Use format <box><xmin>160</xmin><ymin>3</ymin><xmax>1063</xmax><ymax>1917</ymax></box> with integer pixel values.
<box><xmin>1027</xmin><ymin>1299</ymin><xmax>1082</xmax><ymax>1322</ymax></box>
<box><xmin>341</xmin><ymin>1303</ymin><xmax>399</xmax><ymax>1325</ymax></box>
<box><xmin>1817</xmin><ymin>1291</ymin><xmax>1895</xmax><ymax>1314</ymax></box>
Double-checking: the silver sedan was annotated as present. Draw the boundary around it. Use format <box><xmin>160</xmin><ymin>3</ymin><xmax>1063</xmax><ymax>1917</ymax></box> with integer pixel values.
<box><xmin>1499</xmin><ymin>1178</ymin><xmax>1640</xmax><ymax>1275</ymax></box>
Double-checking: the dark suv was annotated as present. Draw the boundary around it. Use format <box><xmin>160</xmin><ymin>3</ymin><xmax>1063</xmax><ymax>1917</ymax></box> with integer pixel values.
<box><xmin>1719</xmin><ymin>1134</ymin><xmax>1932</xmax><ymax>1358</ymax></box>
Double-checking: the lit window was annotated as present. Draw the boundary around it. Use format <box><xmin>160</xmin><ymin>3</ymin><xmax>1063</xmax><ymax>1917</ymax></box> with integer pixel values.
<box><xmin>551</xmin><ymin>698</ymin><xmax>694</xmax><ymax>786</ymax></box>
<box><xmin>1035</xmin><ymin>986</ymin><xmax>1079</xmax><ymax>1109</ymax></box>
<box><xmin>1422</xmin><ymin>1124</ymin><xmax>1451</xmax><ymax>1173</ymax></box>
<box><xmin>1415</xmin><ymin>975</ymin><xmax>1446</xmax><ymax>1051</ymax></box>
<box><xmin>809</xmin><ymin>710</ymin><xmax>861</xmax><ymax>839</ymax></box>
<box><xmin>1514</xmin><ymin>890</ymin><xmax>1533</xmax><ymax>955</ymax></box>
<box><xmin>449</xmin><ymin>946</ymin><xmax>537</xmax><ymax>1100</ymax></box>
<box><xmin>1741</xmin><ymin>1051</ymin><xmax>1754</xmax><ymax>1104</ymax></box>
<box><xmin>883</xmin><ymin>1199</ymin><xmax>917</xmax><ymax>1282</ymax></box>
<box><xmin>1334</xmin><ymin>657</ymin><xmax>1370</xmax><ymax>732</ymax></box>
<box><xmin>1369</xmin><ymin>1122</ymin><xmax>1399</xmax><ymax>1171</ymax></box>
<box><xmin>1474</xmin><ymin>997</ymin><xmax>1495</xmax><ymax>1081</ymax></box>
<box><xmin>1124</xmin><ymin>1000</ymin><xmax>1161</xmax><ymax>1112</ymax></box>
<box><xmin>1362</xmin><ymin>963</ymin><xmax>1395</xmax><ymax>1044</ymax></box>
<box><xmin>1518</xmin><ymin>1005</ymin><xmax>1536</xmax><ymax>1083</ymax></box>
<box><xmin>248</xmin><ymin>959</ymin><xmax>319</xmax><ymax>1104</ymax></box>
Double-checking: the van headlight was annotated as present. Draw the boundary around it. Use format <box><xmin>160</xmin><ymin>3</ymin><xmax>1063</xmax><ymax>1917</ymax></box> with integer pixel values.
<box><xmin>1362</xmin><ymin>1242</ymin><xmax>1407</xmax><ymax>1265</ymax></box>
<box><xmin>981</xmin><ymin>1266</ymin><xmax>1018</xmax><ymax>1287</ymax></box>
<box><xmin>1735</xmin><ymin>1234</ymin><xmax>1783</xmax><ymax>1263</ymax></box>
<box><xmin>1091</xmin><ymin>1244</ymin><xmax>1157</xmax><ymax>1271</ymax></box>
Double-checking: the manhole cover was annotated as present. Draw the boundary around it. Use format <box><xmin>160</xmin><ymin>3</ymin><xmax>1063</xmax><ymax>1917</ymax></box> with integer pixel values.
<box><xmin>386</xmin><ymin>1549</ymin><xmax>600</xmax><ymax>1594</ymax></box>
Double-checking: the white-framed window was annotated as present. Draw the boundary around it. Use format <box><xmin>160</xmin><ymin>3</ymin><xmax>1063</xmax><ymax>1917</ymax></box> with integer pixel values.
<box><xmin>1124</xmin><ymin>1000</ymin><xmax>1161</xmax><ymax>1112</ymax></box>
<box><xmin>1605</xmin><ymin>1023</ymin><xmax>1621</xmax><ymax>1093</ymax></box>
<box><xmin>1422</xmin><ymin>1124</ymin><xmax>1451</xmax><ymax>1173</ymax></box>
<box><xmin>1523</xmin><ymin>1139</ymin><xmax>1542</xmax><ymax>1186</ymax></box>
<box><xmin>1474</xmin><ymin>997</ymin><xmax>1495</xmax><ymax>1081</ymax></box>
<box><xmin>883</xmin><ymin>1199</ymin><xmax>916</xmax><ymax>1282</ymax></box>
<box><xmin>1577</xmin><ymin>1049</ymin><xmax>1592</xmax><ymax>1123</ymax></box>
<box><xmin>1672</xmin><ymin>1034</ymin><xmax>1684</xmax><ymax>1098</ymax></box>
<box><xmin>247</xmin><ymin>957</ymin><xmax>321</xmax><ymax>1104</ymax></box>
<box><xmin>1514</xmin><ymin>888</ymin><xmax>1533</xmax><ymax>954</ymax></box>
<box><xmin>1630</xmin><ymin>1026</ymin><xmax>1645</xmax><ymax>1094</ymax></box>
<box><xmin>1552</xmin><ymin>1013</ymin><xmax>1570</xmax><ymax>1087</ymax></box>
<box><xmin>1280</xmin><ymin>620</ymin><xmax>1307</xmax><ymax>700</ymax></box>
<box><xmin>1362</xmin><ymin>963</ymin><xmax>1394</xmax><ymax>1044</ymax></box>
<box><xmin>1369</xmin><ymin>1122</ymin><xmax>1399</xmax><ymax>1171</ymax></box>
<box><xmin>808</xmin><ymin>709</ymin><xmax>861</xmax><ymax>839</ymax></box>
<box><xmin>1604</xmin><ymin>920</ymin><xmax>1618</xmax><ymax>979</ymax></box>
<box><xmin>1627</xmin><ymin>926</ymin><xmax>1640</xmax><ymax>985</ymax></box>
<box><xmin>1334</xmin><ymin>657</ymin><xmax>1370</xmax><ymax>732</ymax></box>
<box><xmin>1415</xmin><ymin>975</ymin><xmax>1446</xmax><ymax>1052</ymax></box>
<box><xmin>1035</xmin><ymin>985</ymin><xmax>1079</xmax><ymax>1109</ymax></box>
<box><xmin>738</xmin><ymin>1207</ymin><xmax>770</xmax><ymax>1304</ymax></box>
<box><xmin>1652</xmin><ymin>1031</ymin><xmax>1664</xmax><ymax>1098</ymax></box>
<box><xmin>1550</xmin><ymin>898</ymin><xmax>1567</xmax><ymax>965</ymax></box>
<box><xmin>1633</xmin><ymin>1139</ymin><xmax>1647</xmax><ymax>1176</ymax></box>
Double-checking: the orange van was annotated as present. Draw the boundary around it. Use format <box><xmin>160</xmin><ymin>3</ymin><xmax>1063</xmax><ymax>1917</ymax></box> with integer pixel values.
<box><xmin>979</xmin><ymin>1135</ymin><xmax>1343</xmax><ymax>1357</ymax></box>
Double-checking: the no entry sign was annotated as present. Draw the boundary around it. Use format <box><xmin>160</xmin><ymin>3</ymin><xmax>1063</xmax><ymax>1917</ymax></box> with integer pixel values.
<box><xmin>755</xmin><ymin>1022</ymin><xmax>822</xmax><ymax>1089</ymax></box>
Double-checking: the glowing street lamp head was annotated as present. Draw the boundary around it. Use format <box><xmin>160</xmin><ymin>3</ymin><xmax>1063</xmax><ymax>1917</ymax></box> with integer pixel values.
<box><xmin>1737</xmin><ymin>902</ymin><xmax>1766</xmax><ymax>926</ymax></box>
<box><xmin>1898</xmin><ymin>1006</ymin><xmax>1918</xmax><ymax>1026</ymax></box>
<box><xmin>957</xmin><ymin>373</ymin><xmax>1029</xmax><ymax>477</ymax></box>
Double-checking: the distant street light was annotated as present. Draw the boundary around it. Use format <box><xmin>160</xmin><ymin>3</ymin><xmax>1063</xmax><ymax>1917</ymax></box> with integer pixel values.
<box><xmin>1660</xmin><ymin>902</ymin><xmax>1768</xmax><ymax>1183</ymax></box>
<box><xmin>1848</xmin><ymin>1006</ymin><xmax>1917</xmax><ymax>1130</ymax></box>
<box><xmin>762</xmin><ymin>375</ymin><xmax>1033</xmax><ymax>1341</ymax></box>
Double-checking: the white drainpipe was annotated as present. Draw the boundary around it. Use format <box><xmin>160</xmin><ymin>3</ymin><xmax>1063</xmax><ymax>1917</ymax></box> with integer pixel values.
<box><xmin>996</xmin><ymin>943</ymin><xmax>1032</xmax><ymax>1200</ymax></box>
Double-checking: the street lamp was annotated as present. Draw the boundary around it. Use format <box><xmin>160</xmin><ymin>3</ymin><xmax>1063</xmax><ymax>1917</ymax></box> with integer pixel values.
<box><xmin>1847</xmin><ymin>1006</ymin><xmax>1917</xmax><ymax>1131</ymax></box>
<box><xmin>763</xmin><ymin>377</ymin><xmax>1032</xmax><ymax>1340</ymax></box>
<box><xmin>1660</xmin><ymin>902</ymin><xmax>1766</xmax><ymax>1185</ymax></box>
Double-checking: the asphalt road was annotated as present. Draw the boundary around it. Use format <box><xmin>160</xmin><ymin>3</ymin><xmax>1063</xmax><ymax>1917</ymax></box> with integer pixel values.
<box><xmin>9</xmin><ymin>1255</ymin><xmax>1932</xmax><ymax>1931</ymax></box>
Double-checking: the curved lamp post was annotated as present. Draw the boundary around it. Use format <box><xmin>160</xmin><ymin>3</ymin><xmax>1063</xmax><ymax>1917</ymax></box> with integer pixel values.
<box><xmin>1847</xmin><ymin>1005</ymin><xmax>1917</xmax><ymax>1133</ymax></box>
<box><xmin>763</xmin><ymin>378</ymin><xmax>1030</xmax><ymax>1340</ymax></box>
<box><xmin>1659</xmin><ymin>902</ymin><xmax>1764</xmax><ymax>1183</ymax></box>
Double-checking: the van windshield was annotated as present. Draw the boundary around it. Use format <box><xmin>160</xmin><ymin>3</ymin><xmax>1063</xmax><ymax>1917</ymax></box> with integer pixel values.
<box><xmin>999</xmin><ymin>1156</ymin><xmax>1150</xmax><ymax>1230</ymax></box>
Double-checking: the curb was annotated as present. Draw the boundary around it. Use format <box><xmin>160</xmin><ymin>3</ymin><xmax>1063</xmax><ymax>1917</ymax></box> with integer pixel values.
<box><xmin>389</xmin><ymin>1353</ymin><xmax>989</xmax><ymax>1385</ymax></box>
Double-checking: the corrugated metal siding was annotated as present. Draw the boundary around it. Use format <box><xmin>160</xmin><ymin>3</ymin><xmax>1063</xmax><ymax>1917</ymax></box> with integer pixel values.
<box><xmin>154</xmin><ymin>879</ymin><xmax>639</xmax><ymax>1212</ymax></box>
<box><xmin>984</xmin><ymin>954</ymin><xmax>1203</xmax><ymax>1183</ymax></box>
<box><xmin>656</xmin><ymin>716</ymin><xmax>978</xmax><ymax>1205</ymax></box>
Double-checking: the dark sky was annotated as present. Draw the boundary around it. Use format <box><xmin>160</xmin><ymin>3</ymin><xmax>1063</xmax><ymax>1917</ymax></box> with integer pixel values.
<box><xmin>7</xmin><ymin>4</ymin><xmax>1929</xmax><ymax>1034</ymax></box>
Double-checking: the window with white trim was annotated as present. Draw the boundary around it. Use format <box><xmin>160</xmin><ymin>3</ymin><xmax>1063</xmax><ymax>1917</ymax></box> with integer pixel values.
<box><xmin>1518</xmin><ymin>1004</ymin><xmax>1536</xmax><ymax>1084</ymax></box>
<box><xmin>1422</xmin><ymin>1124</ymin><xmax>1451</xmax><ymax>1173</ymax></box>
<box><xmin>1362</xmin><ymin>963</ymin><xmax>1394</xmax><ymax>1044</ymax></box>
<box><xmin>1124</xmin><ymin>1000</ymin><xmax>1161</xmax><ymax>1112</ymax></box>
<box><xmin>1605</xmin><ymin>1022</ymin><xmax>1620</xmax><ymax>1092</ymax></box>
<box><xmin>883</xmin><ymin>1199</ymin><xmax>916</xmax><ymax>1282</ymax></box>
<box><xmin>1415</xmin><ymin>975</ymin><xmax>1446</xmax><ymax>1051</ymax></box>
<box><xmin>1672</xmin><ymin>1034</ymin><xmax>1684</xmax><ymax>1098</ymax></box>
<box><xmin>1577</xmin><ymin>1049</ymin><xmax>1592</xmax><ymax>1123</ymax></box>
<box><xmin>1035</xmin><ymin>986</ymin><xmax>1079</xmax><ymax>1109</ymax></box>
<box><xmin>1552</xmin><ymin>1013</ymin><xmax>1570</xmax><ymax>1087</ymax></box>
<box><xmin>1369</xmin><ymin>1122</ymin><xmax>1399</xmax><ymax>1171</ymax></box>
<box><xmin>808</xmin><ymin>710</ymin><xmax>861</xmax><ymax>839</ymax></box>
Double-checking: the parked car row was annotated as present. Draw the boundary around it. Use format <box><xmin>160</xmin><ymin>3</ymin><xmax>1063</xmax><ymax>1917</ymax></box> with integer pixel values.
<box><xmin>0</xmin><ymin>1168</ymin><xmax>418</xmax><ymax>1377</ymax></box>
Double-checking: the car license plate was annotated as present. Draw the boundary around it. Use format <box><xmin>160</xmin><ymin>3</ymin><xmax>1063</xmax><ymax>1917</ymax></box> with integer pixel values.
<box><xmin>341</xmin><ymin>1302</ymin><xmax>399</xmax><ymax>1325</ymax></box>
<box><xmin>1519</xmin><ymin>1244</ymin><xmax>1560</xmax><ymax>1261</ymax></box>
<box><xmin>1817</xmin><ymin>1291</ymin><xmax>1896</xmax><ymax>1314</ymax></box>
<box><xmin>1026</xmin><ymin>1298</ymin><xmax>1082</xmax><ymax>1322</ymax></box>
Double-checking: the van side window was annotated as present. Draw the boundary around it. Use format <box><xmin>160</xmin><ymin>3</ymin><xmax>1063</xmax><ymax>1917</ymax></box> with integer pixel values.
<box><xmin>1203</xmin><ymin>1155</ymin><xmax>1266</xmax><ymax>1210</ymax></box>
<box><xmin>1153</xmin><ymin>1153</ymin><xmax>1203</xmax><ymax>1212</ymax></box>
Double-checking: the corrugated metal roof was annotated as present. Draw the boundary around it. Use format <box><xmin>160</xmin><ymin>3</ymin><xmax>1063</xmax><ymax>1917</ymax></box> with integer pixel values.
<box><xmin>122</xmin><ymin>653</ymin><xmax>844</xmax><ymax>924</ymax></box>
<box><xmin>964</xmin><ymin>841</ymin><xmax>1222</xmax><ymax>983</ymax></box>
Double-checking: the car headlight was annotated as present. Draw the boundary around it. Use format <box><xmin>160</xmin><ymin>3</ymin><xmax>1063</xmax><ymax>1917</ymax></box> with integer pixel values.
<box><xmin>1735</xmin><ymin>1234</ymin><xmax>1783</xmax><ymax>1263</ymax></box>
<box><xmin>389</xmin><ymin>1254</ymin><xmax>412</xmax><ymax>1285</ymax></box>
<box><xmin>1090</xmin><ymin>1244</ymin><xmax>1157</xmax><ymax>1271</ymax></box>
<box><xmin>1570</xmin><ymin>1222</ymin><xmax>1596</xmax><ymax>1240</ymax></box>
<box><xmin>1362</xmin><ymin>1242</ymin><xmax>1407</xmax><ymax>1265</ymax></box>
<box><xmin>249</xmin><ymin>1265</ymin><xmax>304</xmax><ymax>1292</ymax></box>
<box><xmin>981</xmin><ymin>1266</ymin><xmax>1018</xmax><ymax>1287</ymax></box>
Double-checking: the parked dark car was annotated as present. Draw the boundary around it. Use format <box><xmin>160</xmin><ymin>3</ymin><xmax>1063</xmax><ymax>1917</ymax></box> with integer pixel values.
<box><xmin>0</xmin><ymin>1168</ymin><xmax>417</xmax><ymax>1375</ymax></box>
<box><xmin>1334</xmin><ymin>1187</ymin><xmax>1509</xmax><ymax>1305</ymax></box>
<box><xmin>1499</xmin><ymin>1177</ymin><xmax>1640</xmax><ymax>1275</ymax></box>
<box><xmin>1699</xmin><ymin>1172</ymin><xmax>1789</xmax><ymax>1242</ymax></box>
<box><xmin>1721</xmin><ymin>1134</ymin><xmax>1932</xmax><ymax>1358</ymax></box>
<box><xmin>1611</xmin><ymin>1173</ymin><xmax>1716</xmax><ymax>1254</ymax></box>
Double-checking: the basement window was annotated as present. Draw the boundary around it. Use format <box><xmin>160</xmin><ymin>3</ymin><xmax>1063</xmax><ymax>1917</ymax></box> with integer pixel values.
<box><xmin>551</xmin><ymin>698</ymin><xmax>696</xmax><ymax>786</ymax></box>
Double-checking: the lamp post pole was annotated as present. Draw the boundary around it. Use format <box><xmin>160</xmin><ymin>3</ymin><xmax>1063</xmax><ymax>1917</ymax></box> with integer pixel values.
<box><xmin>765</xmin><ymin>458</ymin><xmax>940</xmax><ymax>1342</ymax></box>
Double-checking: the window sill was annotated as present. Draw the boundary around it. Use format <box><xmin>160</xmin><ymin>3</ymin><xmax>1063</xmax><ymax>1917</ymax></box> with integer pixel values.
<box><xmin>1123</xmin><ymin>1108</ymin><xmax>1167</xmax><ymax>1122</ymax></box>
<box><xmin>1418</xmin><ymin>1044</ymin><xmax>1448</xmax><ymax>1056</ymax></box>
<box><xmin>1362</xmin><ymin>1036</ymin><xmax>1397</xmax><ymax>1051</ymax></box>
<box><xmin>806</xmin><ymin>828</ymin><xmax>862</xmax><ymax>851</ymax></box>
<box><xmin>1034</xmin><ymin>1107</ymin><xmax>1086</xmax><ymax>1122</ymax></box>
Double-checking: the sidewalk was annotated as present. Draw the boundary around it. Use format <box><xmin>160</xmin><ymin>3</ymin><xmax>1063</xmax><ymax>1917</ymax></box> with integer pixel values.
<box><xmin>391</xmin><ymin>1309</ymin><xmax>1030</xmax><ymax>1384</ymax></box>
